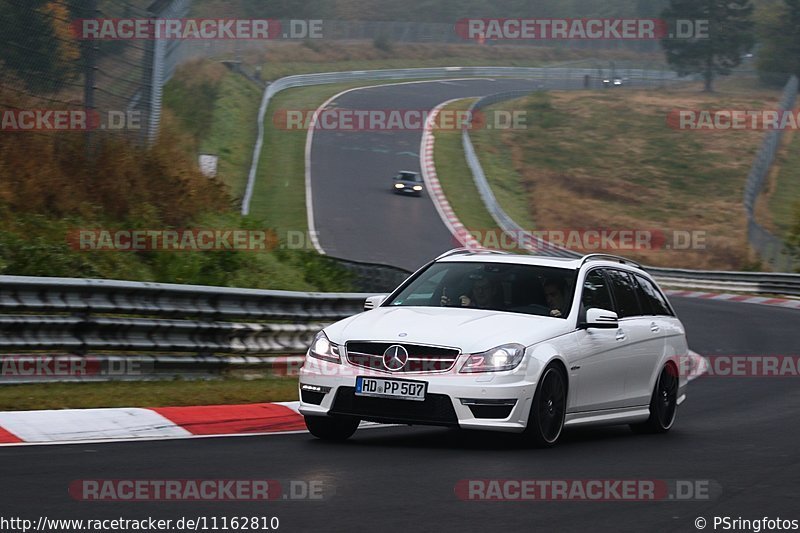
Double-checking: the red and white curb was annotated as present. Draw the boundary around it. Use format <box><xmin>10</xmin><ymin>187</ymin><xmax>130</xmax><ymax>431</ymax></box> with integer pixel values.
<box><xmin>0</xmin><ymin>402</ymin><xmax>307</xmax><ymax>446</ymax></box>
<box><xmin>420</xmin><ymin>100</ymin><xmax>481</xmax><ymax>249</ymax></box>
<box><xmin>0</xmin><ymin>402</ymin><xmax>395</xmax><ymax>447</ymax></box>
<box><xmin>0</xmin><ymin>351</ymin><xmax>708</xmax><ymax>447</ymax></box>
<box><xmin>664</xmin><ymin>290</ymin><xmax>800</xmax><ymax>310</ymax></box>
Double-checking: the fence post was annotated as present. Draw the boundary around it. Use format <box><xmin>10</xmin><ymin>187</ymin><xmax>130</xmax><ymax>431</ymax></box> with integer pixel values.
<box><xmin>83</xmin><ymin>0</ymin><xmax>98</xmax><ymax>156</ymax></box>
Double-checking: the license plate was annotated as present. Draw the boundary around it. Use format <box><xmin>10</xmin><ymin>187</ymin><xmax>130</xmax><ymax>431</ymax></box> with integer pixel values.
<box><xmin>355</xmin><ymin>377</ymin><xmax>427</xmax><ymax>401</ymax></box>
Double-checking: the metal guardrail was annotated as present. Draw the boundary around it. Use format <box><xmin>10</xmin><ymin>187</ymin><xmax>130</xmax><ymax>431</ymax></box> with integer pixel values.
<box><xmin>743</xmin><ymin>75</ymin><xmax>799</xmax><ymax>272</ymax></box>
<box><xmin>463</xmin><ymin>91</ymin><xmax>582</xmax><ymax>259</ymax></box>
<box><xmin>0</xmin><ymin>265</ymin><xmax>798</xmax><ymax>384</ymax></box>
<box><xmin>241</xmin><ymin>66</ymin><xmax>683</xmax><ymax>215</ymax></box>
<box><xmin>0</xmin><ymin>276</ymin><xmax>365</xmax><ymax>359</ymax></box>
<box><xmin>645</xmin><ymin>267</ymin><xmax>800</xmax><ymax>296</ymax></box>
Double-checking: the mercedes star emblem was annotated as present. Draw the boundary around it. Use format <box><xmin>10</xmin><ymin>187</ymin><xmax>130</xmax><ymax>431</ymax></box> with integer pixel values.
<box><xmin>382</xmin><ymin>345</ymin><xmax>409</xmax><ymax>371</ymax></box>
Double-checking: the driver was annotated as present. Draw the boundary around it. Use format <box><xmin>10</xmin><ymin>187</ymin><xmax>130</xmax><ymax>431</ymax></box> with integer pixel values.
<box><xmin>441</xmin><ymin>276</ymin><xmax>498</xmax><ymax>309</ymax></box>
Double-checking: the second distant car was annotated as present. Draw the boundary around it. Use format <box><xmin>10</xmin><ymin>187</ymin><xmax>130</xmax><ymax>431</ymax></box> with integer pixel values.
<box><xmin>392</xmin><ymin>171</ymin><xmax>424</xmax><ymax>196</ymax></box>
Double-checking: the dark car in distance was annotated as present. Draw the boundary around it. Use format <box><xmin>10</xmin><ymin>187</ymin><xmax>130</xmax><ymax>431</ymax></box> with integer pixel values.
<box><xmin>392</xmin><ymin>171</ymin><xmax>424</xmax><ymax>196</ymax></box>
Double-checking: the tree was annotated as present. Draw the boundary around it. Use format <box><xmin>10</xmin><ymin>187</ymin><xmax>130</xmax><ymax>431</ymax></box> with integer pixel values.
<box><xmin>756</xmin><ymin>0</ymin><xmax>800</xmax><ymax>86</ymax></box>
<box><xmin>661</xmin><ymin>0</ymin><xmax>755</xmax><ymax>91</ymax></box>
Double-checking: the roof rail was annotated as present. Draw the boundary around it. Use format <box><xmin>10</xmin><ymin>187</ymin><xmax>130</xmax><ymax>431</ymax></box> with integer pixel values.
<box><xmin>580</xmin><ymin>254</ymin><xmax>643</xmax><ymax>269</ymax></box>
<box><xmin>435</xmin><ymin>248</ymin><xmax>511</xmax><ymax>261</ymax></box>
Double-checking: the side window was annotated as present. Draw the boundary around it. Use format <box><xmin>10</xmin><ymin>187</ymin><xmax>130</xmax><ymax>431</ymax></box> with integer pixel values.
<box><xmin>632</xmin><ymin>276</ymin><xmax>654</xmax><ymax>315</ymax></box>
<box><xmin>581</xmin><ymin>270</ymin><xmax>614</xmax><ymax>312</ymax></box>
<box><xmin>634</xmin><ymin>275</ymin><xmax>674</xmax><ymax>316</ymax></box>
<box><xmin>606</xmin><ymin>269</ymin><xmax>643</xmax><ymax>318</ymax></box>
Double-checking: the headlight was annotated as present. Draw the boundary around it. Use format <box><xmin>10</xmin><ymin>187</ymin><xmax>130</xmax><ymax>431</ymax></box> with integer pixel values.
<box><xmin>460</xmin><ymin>343</ymin><xmax>526</xmax><ymax>373</ymax></box>
<box><xmin>394</xmin><ymin>183</ymin><xmax>405</xmax><ymax>189</ymax></box>
<box><xmin>412</xmin><ymin>185</ymin><xmax>423</xmax><ymax>191</ymax></box>
<box><xmin>308</xmin><ymin>331</ymin><xmax>341</xmax><ymax>364</ymax></box>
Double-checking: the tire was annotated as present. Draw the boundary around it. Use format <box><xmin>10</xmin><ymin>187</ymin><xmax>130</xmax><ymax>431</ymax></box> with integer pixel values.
<box><xmin>305</xmin><ymin>415</ymin><xmax>360</xmax><ymax>441</ymax></box>
<box><xmin>522</xmin><ymin>365</ymin><xmax>567</xmax><ymax>448</ymax></box>
<box><xmin>630</xmin><ymin>363</ymin><xmax>678</xmax><ymax>434</ymax></box>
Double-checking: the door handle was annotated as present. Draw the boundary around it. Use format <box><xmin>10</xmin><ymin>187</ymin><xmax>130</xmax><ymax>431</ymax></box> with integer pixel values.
<box><xmin>650</xmin><ymin>322</ymin><xmax>660</xmax><ymax>333</ymax></box>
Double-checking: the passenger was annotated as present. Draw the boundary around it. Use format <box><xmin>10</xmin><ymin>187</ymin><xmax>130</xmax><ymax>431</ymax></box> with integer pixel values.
<box><xmin>543</xmin><ymin>278</ymin><xmax>567</xmax><ymax>317</ymax></box>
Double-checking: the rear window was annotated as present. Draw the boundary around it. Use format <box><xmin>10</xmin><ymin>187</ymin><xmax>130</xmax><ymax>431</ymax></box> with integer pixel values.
<box><xmin>606</xmin><ymin>269</ymin><xmax>643</xmax><ymax>318</ymax></box>
<box><xmin>634</xmin><ymin>274</ymin><xmax>674</xmax><ymax>316</ymax></box>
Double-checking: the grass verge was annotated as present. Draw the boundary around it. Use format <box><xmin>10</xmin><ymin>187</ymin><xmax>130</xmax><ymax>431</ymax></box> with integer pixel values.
<box><xmin>248</xmin><ymin>79</ymin><xmax>463</xmax><ymax>237</ymax></box>
<box><xmin>766</xmin><ymin>129</ymin><xmax>800</xmax><ymax>235</ymax></box>
<box><xmin>201</xmin><ymin>74</ymin><xmax>263</xmax><ymax>200</ymax></box>
<box><xmin>432</xmin><ymin>99</ymin><xmax>498</xmax><ymax>232</ymax></box>
<box><xmin>464</xmin><ymin>81</ymin><xmax>783</xmax><ymax>269</ymax></box>
<box><xmin>0</xmin><ymin>377</ymin><xmax>299</xmax><ymax>411</ymax></box>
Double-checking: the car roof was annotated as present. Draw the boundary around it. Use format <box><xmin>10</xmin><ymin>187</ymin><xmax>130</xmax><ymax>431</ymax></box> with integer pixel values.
<box><xmin>435</xmin><ymin>251</ymin><xmax>650</xmax><ymax>276</ymax></box>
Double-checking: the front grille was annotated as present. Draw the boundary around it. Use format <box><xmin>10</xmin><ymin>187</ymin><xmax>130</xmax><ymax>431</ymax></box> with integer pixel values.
<box><xmin>330</xmin><ymin>387</ymin><xmax>458</xmax><ymax>427</ymax></box>
<box><xmin>345</xmin><ymin>342</ymin><xmax>460</xmax><ymax>374</ymax></box>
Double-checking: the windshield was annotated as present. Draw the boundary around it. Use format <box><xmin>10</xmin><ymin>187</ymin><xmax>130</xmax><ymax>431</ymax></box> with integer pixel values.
<box><xmin>387</xmin><ymin>261</ymin><xmax>578</xmax><ymax>318</ymax></box>
<box><xmin>397</xmin><ymin>172</ymin><xmax>419</xmax><ymax>181</ymax></box>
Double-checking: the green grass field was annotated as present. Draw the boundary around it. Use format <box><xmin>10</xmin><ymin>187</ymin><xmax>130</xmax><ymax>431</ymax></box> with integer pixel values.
<box><xmin>201</xmin><ymin>74</ymin><xmax>263</xmax><ymax>200</ymax></box>
<box><xmin>767</xmin><ymin>130</ymin><xmax>800</xmax><ymax>235</ymax></box>
<box><xmin>455</xmin><ymin>83</ymin><xmax>784</xmax><ymax>270</ymax></box>
<box><xmin>432</xmin><ymin>99</ymin><xmax>498</xmax><ymax>232</ymax></box>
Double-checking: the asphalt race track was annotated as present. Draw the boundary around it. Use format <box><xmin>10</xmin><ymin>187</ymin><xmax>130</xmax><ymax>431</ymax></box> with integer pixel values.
<box><xmin>1</xmin><ymin>79</ymin><xmax>798</xmax><ymax>533</ymax></box>
<box><xmin>308</xmin><ymin>77</ymin><xmax>596</xmax><ymax>271</ymax></box>
<box><xmin>1</xmin><ymin>298</ymin><xmax>798</xmax><ymax>532</ymax></box>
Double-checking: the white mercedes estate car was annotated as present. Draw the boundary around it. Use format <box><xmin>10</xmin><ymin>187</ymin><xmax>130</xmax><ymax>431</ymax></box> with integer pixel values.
<box><xmin>299</xmin><ymin>250</ymin><xmax>689</xmax><ymax>447</ymax></box>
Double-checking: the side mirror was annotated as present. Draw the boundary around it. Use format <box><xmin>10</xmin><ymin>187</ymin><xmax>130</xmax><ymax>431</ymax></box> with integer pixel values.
<box><xmin>364</xmin><ymin>294</ymin><xmax>388</xmax><ymax>311</ymax></box>
<box><xmin>580</xmin><ymin>308</ymin><xmax>619</xmax><ymax>329</ymax></box>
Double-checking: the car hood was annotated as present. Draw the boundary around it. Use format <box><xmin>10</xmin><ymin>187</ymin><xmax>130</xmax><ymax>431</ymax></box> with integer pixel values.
<box><xmin>324</xmin><ymin>306</ymin><xmax>569</xmax><ymax>353</ymax></box>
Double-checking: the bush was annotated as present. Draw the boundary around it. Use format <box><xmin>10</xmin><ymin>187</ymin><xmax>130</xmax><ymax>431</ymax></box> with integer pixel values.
<box><xmin>373</xmin><ymin>34</ymin><xmax>393</xmax><ymax>53</ymax></box>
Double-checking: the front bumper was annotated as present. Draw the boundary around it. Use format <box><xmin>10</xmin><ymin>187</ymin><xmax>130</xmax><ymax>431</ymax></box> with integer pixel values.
<box><xmin>298</xmin><ymin>357</ymin><xmax>538</xmax><ymax>432</ymax></box>
<box><xmin>394</xmin><ymin>186</ymin><xmax>423</xmax><ymax>195</ymax></box>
